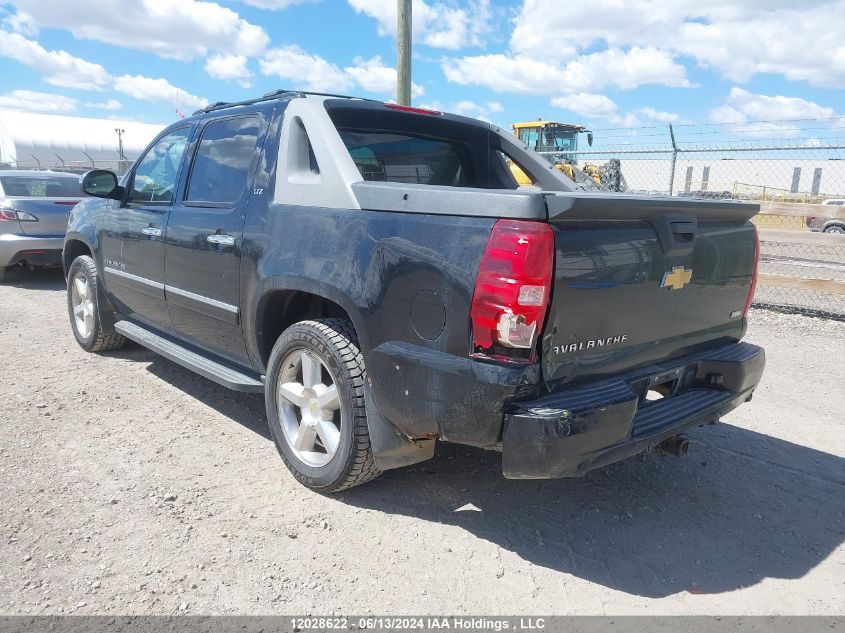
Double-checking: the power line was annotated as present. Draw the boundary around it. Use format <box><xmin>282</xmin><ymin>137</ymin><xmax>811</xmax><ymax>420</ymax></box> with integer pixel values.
<box><xmin>590</xmin><ymin>115</ymin><xmax>845</xmax><ymax>133</ymax></box>
<box><xmin>596</xmin><ymin>125</ymin><xmax>845</xmax><ymax>141</ymax></box>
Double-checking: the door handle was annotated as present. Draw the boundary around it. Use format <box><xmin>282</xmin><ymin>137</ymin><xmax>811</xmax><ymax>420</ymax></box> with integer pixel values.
<box><xmin>141</xmin><ymin>226</ymin><xmax>162</xmax><ymax>238</ymax></box>
<box><xmin>207</xmin><ymin>233</ymin><xmax>236</xmax><ymax>248</ymax></box>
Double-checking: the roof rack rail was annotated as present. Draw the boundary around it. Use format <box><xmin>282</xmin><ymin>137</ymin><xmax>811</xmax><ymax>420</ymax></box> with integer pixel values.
<box><xmin>263</xmin><ymin>89</ymin><xmax>382</xmax><ymax>103</ymax></box>
<box><xmin>192</xmin><ymin>90</ymin><xmax>299</xmax><ymax>116</ymax></box>
<box><xmin>192</xmin><ymin>89</ymin><xmax>381</xmax><ymax>116</ymax></box>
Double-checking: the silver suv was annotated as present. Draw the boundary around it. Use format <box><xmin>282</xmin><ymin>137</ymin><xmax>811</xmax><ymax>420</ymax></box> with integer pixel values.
<box><xmin>805</xmin><ymin>199</ymin><xmax>845</xmax><ymax>235</ymax></box>
<box><xmin>0</xmin><ymin>170</ymin><xmax>85</xmax><ymax>282</ymax></box>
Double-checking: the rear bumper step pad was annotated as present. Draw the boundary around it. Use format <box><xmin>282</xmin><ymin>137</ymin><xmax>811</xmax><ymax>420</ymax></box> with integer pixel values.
<box><xmin>502</xmin><ymin>342</ymin><xmax>765</xmax><ymax>479</ymax></box>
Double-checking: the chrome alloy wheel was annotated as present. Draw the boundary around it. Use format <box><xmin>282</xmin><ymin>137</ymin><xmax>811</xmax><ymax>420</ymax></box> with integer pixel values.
<box><xmin>70</xmin><ymin>271</ymin><xmax>95</xmax><ymax>339</ymax></box>
<box><xmin>276</xmin><ymin>349</ymin><xmax>343</xmax><ymax>467</ymax></box>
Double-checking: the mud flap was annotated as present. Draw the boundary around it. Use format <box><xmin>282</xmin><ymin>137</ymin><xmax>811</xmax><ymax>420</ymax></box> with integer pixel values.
<box><xmin>364</xmin><ymin>382</ymin><xmax>435</xmax><ymax>471</ymax></box>
<box><xmin>96</xmin><ymin>279</ymin><xmax>119</xmax><ymax>336</ymax></box>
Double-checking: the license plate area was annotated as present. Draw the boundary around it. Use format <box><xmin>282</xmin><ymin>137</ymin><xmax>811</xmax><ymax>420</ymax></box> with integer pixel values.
<box><xmin>630</xmin><ymin>366</ymin><xmax>689</xmax><ymax>408</ymax></box>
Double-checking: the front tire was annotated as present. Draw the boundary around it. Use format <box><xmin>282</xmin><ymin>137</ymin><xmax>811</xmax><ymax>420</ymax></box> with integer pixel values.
<box><xmin>823</xmin><ymin>224</ymin><xmax>845</xmax><ymax>234</ymax></box>
<box><xmin>265</xmin><ymin>318</ymin><xmax>381</xmax><ymax>492</ymax></box>
<box><xmin>67</xmin><ymin>255</ymin><xmax>126</xmax><ymax>352</ymax></box>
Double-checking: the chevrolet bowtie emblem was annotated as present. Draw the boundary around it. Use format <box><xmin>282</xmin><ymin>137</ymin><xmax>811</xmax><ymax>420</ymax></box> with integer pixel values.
<box><xmin>661</xmin><ymin>266</ymin><xmax>693</xmax><ymax>290</ymax></box>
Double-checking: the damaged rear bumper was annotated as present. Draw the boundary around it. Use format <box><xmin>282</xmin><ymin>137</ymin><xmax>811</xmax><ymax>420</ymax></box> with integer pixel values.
<box><xmin>502</xmin><ymin>342</ymin><xmax>765</xmax><ymax>478</ymax></box>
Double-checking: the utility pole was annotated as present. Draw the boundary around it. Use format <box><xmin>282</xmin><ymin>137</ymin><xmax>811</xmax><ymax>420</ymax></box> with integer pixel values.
<box><xmin>397</xmin><ymin>0</ymin><xmax>412</xmax><ymax>105</ymax></box>
<box><xmin>115</xmin><ymin>128</ymin><xmax>126</xmax><ymax>174</ymax></box>
<box><xmin>115</xmin><ymin>128</ymin><xmax>126</xmax><ymax>162</ymax></box>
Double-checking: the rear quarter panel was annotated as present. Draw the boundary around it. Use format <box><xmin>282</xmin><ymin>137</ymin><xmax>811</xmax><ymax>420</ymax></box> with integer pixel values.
<box><xmin>240</xmin><ymin>202</ymin><xmax>521</xmax><ymax>442</ymax></box>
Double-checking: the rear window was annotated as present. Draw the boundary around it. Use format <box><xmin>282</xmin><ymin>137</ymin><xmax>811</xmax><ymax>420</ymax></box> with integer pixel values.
<box><xmin>339</xmin><ymin>131</ymin><xmax>470</xmax><ymax>186</ymax></box>
<box><xmin>0</xmin><ymin>176</ymin><xmax>82</xmax><ymax>197</ymax></box>
<box><xmin>325</xmin><ymin>100</ymin><xmax>517</xmax><ymax>190</ymax></box>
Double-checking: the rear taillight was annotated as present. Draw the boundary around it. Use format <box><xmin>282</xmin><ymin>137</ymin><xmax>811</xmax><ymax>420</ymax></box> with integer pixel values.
<box><xmin>0</xmin><ymin>208</ymin><xmax>38</xmax><ymax>222</ymax></box>
<box><xmin>742</xmin><ymin>224</ymin><xmax>760</xmax><ymax>317</ymax></box>
<box><xmin>470</xmin><ymin>219</ymin><xmax>554</xmax><ymax>363</ymax></box>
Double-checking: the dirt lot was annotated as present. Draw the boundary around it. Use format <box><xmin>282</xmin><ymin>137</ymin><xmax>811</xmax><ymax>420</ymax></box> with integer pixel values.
<box><xmin>1</xmin><ymin>268</ymin><xmax>843</xmax><ymax>616</ymax></box>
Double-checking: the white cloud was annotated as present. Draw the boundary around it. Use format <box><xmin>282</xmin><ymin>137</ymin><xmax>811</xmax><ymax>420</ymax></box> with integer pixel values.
<box><xmin>0</xmin><ymin>89</ymin><xmax>77</xmax><ymax>113</ymax></box>
<box><xmin>260</xmin><ymin>45</ymin><xmax>354</xmax><ymax>92</ymax></box>
<box><xmin>2</xmin><ymin>9</ymin><xmax>37</xmax><ymax>35</ymax></box>
<box><xmin>709</xmin><ymin>105</ymin><xmax>745</xmax><ymax>125</ymax></box>
<box><xmin>709</xmin><ymin>87</ymin><xmax>838</xmax><ymax>137</ymax></box>
<box><xmin>347</xmin><ymin>0</ymin><xmax>490</xmax><ymax>50</ymax></box>
<box><xmin>236</xmin><ymin>0</ymin><xmax>314</xmax><ymax>8</ymax></box>
<box><xmin>711</xmin><ymin>88</ymin><xmax>836</xmax><ymax>122</ymax></box>
<box><xmin>442</xmin><ymin>54</ymin><xmax>562</xmax><ymax>95</ymax></box>
<box><xmin>261</xmin><ymin>48</ymin><xmax>428</xmax><ymax>97</ymax></box>
<box><xmin>449</xmin><ymin>100</ymin><xmax>501</xmax><ymax>122</ymax></box>
<box><xmin>6</xmin><ymin>0</ymin><xmax>269</xmax><ymax>61</ymax></box>
<box><xmin>418</xmin><ymin>100</ymin><xmax>505</xmax><ymax>123</ymax></box>
<box><xmin>509</xmin><ymin>0</ymin><xmax>845</xmax><ymax>89</ymax></box>
<box><xmin>113</xmin><ymin>75</ymin><xmax>208</xmax><ymax>109</ymax></box>
<box><xmin>344</xmin><ymin>56</ymin><xmax>424</xmax><ymax>97</ymax></box>
<box><xmin>550</xmin><ymin>92</ymin><xmax>641</xmax><ymax>127</ymax></box>
<box><xmin>551</xmin><ymin>93</ymin><xmax>619</xmax><ymax>118</ymax></box>
<box><xmin>571</xmin><ymin>47</ymin><xmax>691</xmax><ymax>91</ymax></box>
<box><xmin>205</xmin><ymin>53</ymin><xmax>252</xmax><ymax>88</ymax></box>
<box><xmin>0</xmin><ymin>31</ymin><xmax>111</xmax><ymax>91</ymax></box>
<box><xmin>637</xmin><ymin>107</ymin><xmax>680</xmax><ymax>123</ymax></box>
<box><xmin>86</xmin><ymin>99</ymin><xmax>122</xmax><ymax>111</ymax></box>
<box><xmin>676</xmin><ymin>5</ymin><xmax>845</xmax><ymax>88</ymax></box>
<box><xmin>443</xmin><ymin>47</ymin><xmax>690</xmax><ymax>95</ymax></box>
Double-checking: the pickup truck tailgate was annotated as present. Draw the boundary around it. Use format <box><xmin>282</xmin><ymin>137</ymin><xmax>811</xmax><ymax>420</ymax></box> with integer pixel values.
<box><xmin>542</xmin><ymin>193</ymin><xmax>759</xmax><ymax>390</ymax></box>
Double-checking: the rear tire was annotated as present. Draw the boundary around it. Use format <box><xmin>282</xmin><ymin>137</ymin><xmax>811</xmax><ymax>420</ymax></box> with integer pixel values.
<box><xmin>67</xmin><ymin>255</ymin><xmax>126</xmax><ymax>353</ymax></box>
<box><xmin>823</xmin><ymin>224</ymin><xmax>845</xmax><ymax>234</ymax></box>
<box><xmin>265</xmin><ymin>318</ymin><xmax>381</xmax><ymax>492</ymax></box>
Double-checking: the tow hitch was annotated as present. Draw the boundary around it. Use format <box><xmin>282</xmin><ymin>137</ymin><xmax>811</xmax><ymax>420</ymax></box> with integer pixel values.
<box><xmin>657</xmin><ymin>434</ymin><xmax>690</xmax><ymax>457</ymax></box>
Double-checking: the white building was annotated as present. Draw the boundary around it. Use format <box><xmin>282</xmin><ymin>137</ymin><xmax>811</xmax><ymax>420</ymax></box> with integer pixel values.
<box><xmin>0</xmin><ymin>110</ymin><xmax>164</xmax><ymax>171</ymax></box>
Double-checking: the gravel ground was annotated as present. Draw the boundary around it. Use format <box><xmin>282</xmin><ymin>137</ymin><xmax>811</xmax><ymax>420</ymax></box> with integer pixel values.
<box><xmin>0</xmin><ymin>268</ymin><xmax>843</xmax><ymax>616</ymax></box>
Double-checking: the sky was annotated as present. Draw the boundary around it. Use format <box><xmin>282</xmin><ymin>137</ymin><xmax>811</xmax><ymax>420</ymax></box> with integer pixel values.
<box><xmin>0</xmin><ymin>0</ymin><xmax>843</xmax><ymax>147</ymax></box>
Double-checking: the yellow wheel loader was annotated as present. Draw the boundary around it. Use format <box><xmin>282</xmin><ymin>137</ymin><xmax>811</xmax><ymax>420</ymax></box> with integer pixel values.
<box><xmin>509</xmin><ymin>119</ymin><xmax>626</xmax><ymax>192</ymax></box>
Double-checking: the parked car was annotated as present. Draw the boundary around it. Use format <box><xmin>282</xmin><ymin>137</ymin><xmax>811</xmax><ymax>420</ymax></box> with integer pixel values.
<box><xmin>64</xmin><ymin>91</ymin><xmax>764</xmax><ymax>492</ymax></box>
<box><xmin>806</xmin><ymin>198</ymin><xmax>845</xmax><ymax>234</ymax></box>
<box><xmin>0</xmin><ymin>170</ymin><xmax>86</xmax><ymax>282</ymax></box>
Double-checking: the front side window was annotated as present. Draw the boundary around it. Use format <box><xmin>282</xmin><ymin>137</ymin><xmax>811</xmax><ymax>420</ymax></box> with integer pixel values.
<box><xmin>130</xmin><ymin>128</ymin><xmax>191</xmax><ymax>204</ymax></box>
<box><xmin>185</xmin><ymin>116</ymin><xmax>260</xmax><ymax>205</ymax></box>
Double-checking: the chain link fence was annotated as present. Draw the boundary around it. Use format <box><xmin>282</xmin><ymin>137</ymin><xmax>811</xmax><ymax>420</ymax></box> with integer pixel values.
<box><xmin>541</xmin><ymin>131</ymin><xmax>845</xmax><ymax>319</ymax></box>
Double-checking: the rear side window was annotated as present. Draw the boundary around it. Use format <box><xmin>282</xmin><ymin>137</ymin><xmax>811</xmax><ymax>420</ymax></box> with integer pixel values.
<box><xmin>186</xmin><ymin>116</ymin><xmax>260</xmax><ymax>205</ymax></box>
<box><xmin>339</xmin><ymin>131</ymin><xmax>470</xmax><ymax>186</ymax></box>
<box><xmin>0</xmin><ymin>176</ymin><xmax>82</xmax><ymax>197</ymax></box>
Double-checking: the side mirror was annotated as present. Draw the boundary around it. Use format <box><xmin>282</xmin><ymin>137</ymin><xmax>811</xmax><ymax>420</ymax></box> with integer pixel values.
<box><xmin>586</xmin><ymin>132</ymin><xmax>594</xmax><ymax>147</ymax></box>
<box><xmin>81</xmin><ymin>170</ymin><xmax>122</xmax><ymax>199</ymax></box>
